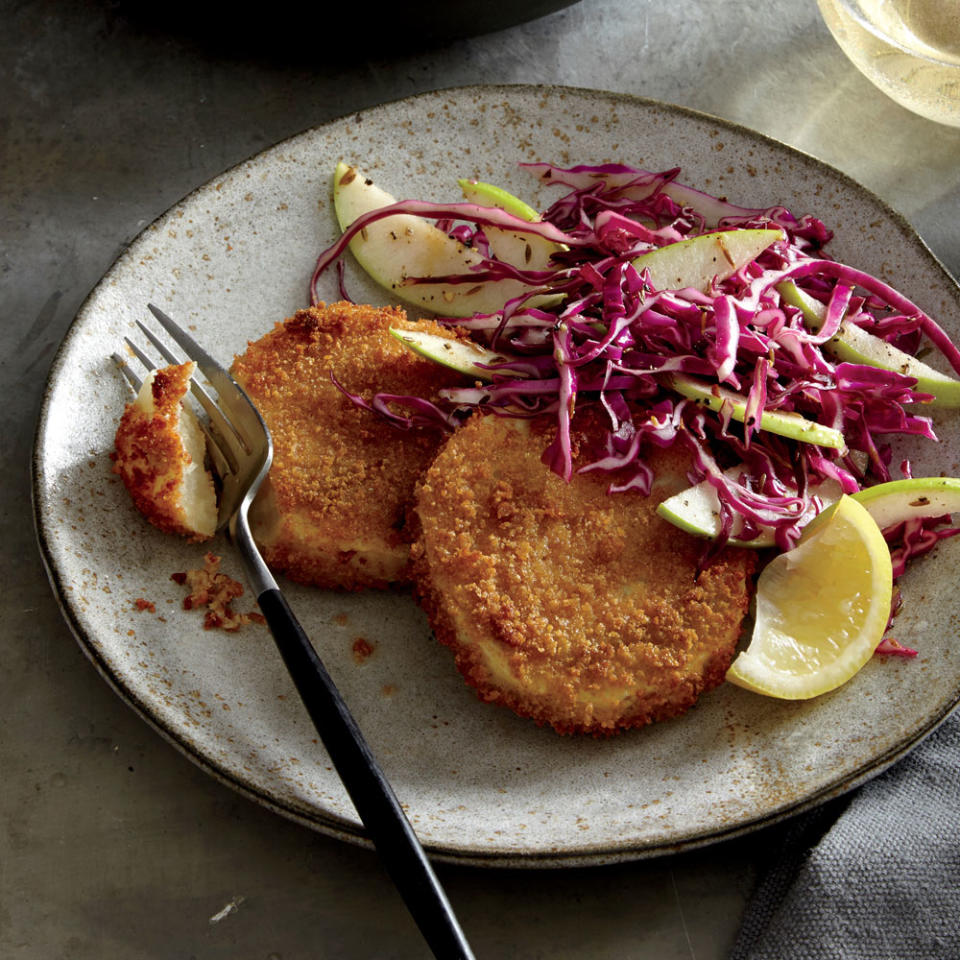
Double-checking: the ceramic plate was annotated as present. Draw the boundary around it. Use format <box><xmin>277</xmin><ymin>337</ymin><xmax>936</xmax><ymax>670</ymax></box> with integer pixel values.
<box><xmin>33</xmin><ymin>85</ymin><xmax>960</xmax><ymax>866</ymax></box>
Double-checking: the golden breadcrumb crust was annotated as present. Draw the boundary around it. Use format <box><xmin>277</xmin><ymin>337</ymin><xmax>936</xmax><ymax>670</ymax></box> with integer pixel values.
<box><xmin>412</xmin><ymin>411</ymin><xmax>757</xmax><ymax>735</ymax></box>
<box><xmin>113</xmin><ymin>362</ymin><xmax>215</xmax><ymax>542</ymax></box>
<box><xmin>231</xmin><ymin>301</ymin><xmax>469</xmax><ymax>590</ymax></box>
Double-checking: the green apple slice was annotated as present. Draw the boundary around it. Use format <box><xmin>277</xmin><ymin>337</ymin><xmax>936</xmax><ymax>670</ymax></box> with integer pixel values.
<box><xmin>333</xmin><ymin>162</ymin><xmax>548</xmax><ymax>318</ymax></box>
<box><xmin>657</xmin><ymin>472</ymin><xmax>960</xmax><ymax>547</ymax></box>
<box><xmin>388</xmin><ymin>327</ymin><xmax>521</xmax><ymax>380</ymax></box>
<box><xmin>632</xmin><ymin>228</ymin><xmax>783</xmax><ymax>293</ymax></box>
<box><xmin>665</xmin><ymin>372</ymin><xmax>846</xmax><ymax>449</ymax></box>
<box><xmin>656</xmin><ymin>471</ymin><xmax>843</xmax><ymax>547</ymax></box>
<box><xmin>457</xmin><ymin>179</ymin><xmax>541</xmax><ymax>222</ymax></box>
<box><xmin>850</xmin><ymin>476</ymin><xmax>960</xmax><ymax>530</ymax></box>
<box><xmin>778</xmin><ymin>280</ymin><xmax>960</xmax><ymax>406</ymax></box>
<box><xmin>457</xmin><ymin>179</ymin><xmax>565</xmax><ymax>272</ymax></box>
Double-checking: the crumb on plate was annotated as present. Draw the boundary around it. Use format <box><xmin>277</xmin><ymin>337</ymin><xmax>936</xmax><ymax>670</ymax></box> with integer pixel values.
<box><xmin>172</xmin><ymin>552</ymin><xmax>265</xmax><ymax>631</ymax></box>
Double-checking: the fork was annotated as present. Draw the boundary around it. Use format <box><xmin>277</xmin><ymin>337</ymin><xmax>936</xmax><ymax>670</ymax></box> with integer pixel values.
<box><xmin>115</xmin><ymin>304</ymin><xmax>476</xmax><ymax>960</ymax></box>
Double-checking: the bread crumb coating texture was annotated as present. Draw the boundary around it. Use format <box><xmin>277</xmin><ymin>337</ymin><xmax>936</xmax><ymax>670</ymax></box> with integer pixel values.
<box><xmin>413</xmin><ymin>412</ymin><xmax>756</xmax><ymax>734</ymax></box>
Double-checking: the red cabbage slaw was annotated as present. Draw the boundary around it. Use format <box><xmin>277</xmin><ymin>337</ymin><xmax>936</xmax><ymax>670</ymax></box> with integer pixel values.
<box><xmin>311</xmin><ymin>162</ymin><xmax>960</xmax><ymax>579</ymax></box>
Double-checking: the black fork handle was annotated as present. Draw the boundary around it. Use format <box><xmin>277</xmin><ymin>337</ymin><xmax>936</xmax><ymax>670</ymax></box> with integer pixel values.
<box><xmin>256</xmin><ymin>589</ymin><xmax>475</xmax><ymax>960</ymax></box>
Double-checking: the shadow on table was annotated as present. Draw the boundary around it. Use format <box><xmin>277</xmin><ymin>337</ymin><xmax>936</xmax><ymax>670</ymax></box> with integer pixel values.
<box><xmin>114</xmin><ymin>0</ymin><xmax>582</xmax><ymax>61</ymax></box>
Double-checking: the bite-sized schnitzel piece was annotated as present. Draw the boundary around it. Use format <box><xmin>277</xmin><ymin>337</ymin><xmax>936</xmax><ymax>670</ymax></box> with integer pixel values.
<box><xmin>231</xmin><ymin>301</ymin><xmax>469</xmax><ymax>591</ymax></box>
<box><xmin>113</xmin><ymin>361</ymin><xmax>217</xmax><ymax>542</ymax></box>
<box><xmin>412</xmin><ymin>411</ymin><xmax>757</xmax><ymax>735</ymax></box>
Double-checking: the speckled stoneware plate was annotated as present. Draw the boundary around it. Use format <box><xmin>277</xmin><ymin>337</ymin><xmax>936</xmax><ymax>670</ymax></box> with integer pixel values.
<box><xmin>34</xmin><ymin>85</ymin><xmax>960</xmax><ymax>867</ymax></box>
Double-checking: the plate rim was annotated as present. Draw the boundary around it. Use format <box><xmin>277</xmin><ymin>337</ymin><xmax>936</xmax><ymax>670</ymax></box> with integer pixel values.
<box><xmin>32</xmin><ymin>82</ymin><xmax>960</xmax><ymax>867</ymax></box>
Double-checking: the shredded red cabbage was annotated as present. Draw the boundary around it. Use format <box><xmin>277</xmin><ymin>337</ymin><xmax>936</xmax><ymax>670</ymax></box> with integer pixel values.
<box><xmin>875</xmin><ymin>637</ymin><xmax>918</xmax><ymax>657</ymax></box>
<box><xmin>883</xmin><ymin>515</ymin><xmax>960</xmax><ymax>580</ymax></box>
<box><xmin>312</xmin><ymin>162</ymin><xmax>960</xmax><ymax>556</ymax></box>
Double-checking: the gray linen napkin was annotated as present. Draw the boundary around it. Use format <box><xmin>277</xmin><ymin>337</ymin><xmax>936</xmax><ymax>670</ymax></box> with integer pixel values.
<box><xmin>730</xmin><ymin>709</ymin><xmax>960</xmax><ymax>960</ymax></box>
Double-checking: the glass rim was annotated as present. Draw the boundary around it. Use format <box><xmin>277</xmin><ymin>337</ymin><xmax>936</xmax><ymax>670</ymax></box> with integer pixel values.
<box><xmin>820</xmin><ymin>0</ymin><xmax>960</xmax><ymax>70</ymax></box>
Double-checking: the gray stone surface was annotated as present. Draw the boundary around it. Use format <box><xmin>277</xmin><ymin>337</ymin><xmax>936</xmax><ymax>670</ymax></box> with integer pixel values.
<box><xmin>4</xmin><ymin>1</ymin><xmax>959</xmax><ymax>957</ymax></box>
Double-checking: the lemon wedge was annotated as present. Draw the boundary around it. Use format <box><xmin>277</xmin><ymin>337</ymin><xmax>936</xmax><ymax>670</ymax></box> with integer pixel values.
<box><xmin>726</xmin><ymin>495</ymin><xmax>893</xmax><ymax>699</ymax></box>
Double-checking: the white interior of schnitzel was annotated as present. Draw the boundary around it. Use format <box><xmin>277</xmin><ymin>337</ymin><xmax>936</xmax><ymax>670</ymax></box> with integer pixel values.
<box><xmin>134</xmin><ymin>365</ymin><xmax>217</xmax><ymax>538</ymax></box>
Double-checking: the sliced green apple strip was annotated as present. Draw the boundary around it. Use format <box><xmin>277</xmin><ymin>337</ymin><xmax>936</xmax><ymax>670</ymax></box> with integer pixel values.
<box><xmin>458</xmin><ymin>179</ymin><xmax>566</xmax><ymax>272</ymax></box>
<box><xmin>457</xmin><ymin>180</ymin><xmax>541</xmax><ymax>222</ymax></box>
<box><xmin>776</xmin><ymin>280</ymin><xmax>833</xmax><ymax>330</ymax></box>
<box><xmin>632</xmin><ymin>228</ymin><xmax>783</xmax><ymax>294</ymax></box>
<box><xmin>665</xmin><ymin>372</ymin><xmax>846</xmax><ymax>449</ymax></box>
<box><xmin>388</xmin><ymin>327</ymin><xmax>522</xmax><ymax>380</ymax></box>
<box><xmin>656</xmin><ymin>472</ymin><xmax>843</xmax><ymax>548</ymax></box>
<box><xmin>657</xmin><ymin>472</ymin><xmax>960</xmax><ymax>546</ymax></box>
<box><xmin>778</xmin><ymin>280</ymin><xmax>960</xmax><ymax>407</ymax></box>
<box><xmin>850</xmin><ymin>476</ymin><xmax>960</xmax><ymax>530</ymax></box>
<box><xmin>332</xmin><ymin>163</ymin><xmax>553</xmax><ymax>318</ymax></box>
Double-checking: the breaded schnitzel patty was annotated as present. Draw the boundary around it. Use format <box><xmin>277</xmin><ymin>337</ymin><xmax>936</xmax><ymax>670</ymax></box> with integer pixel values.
<box><xmin>231</xmin><ymin>302</ymin><xmax>467</xmax><ymax>590</ymax></box>
<box><xmin>412</xmin><ymin>412</ymin><xmax>756</xmax><ymax>734</ymax></box>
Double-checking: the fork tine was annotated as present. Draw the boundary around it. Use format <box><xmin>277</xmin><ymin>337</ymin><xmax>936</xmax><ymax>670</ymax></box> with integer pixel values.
<box><xmin>124</xmin><ymin>332</ymin><xmax>243</xmax><ymax>475</ymax></box>
<box><xmin>147</xmin><ymin>303</ymin><xmax>225</xmax><ymax>381</ymax></box>
<box><xmin>134</xmin><ymin>320</ymin><xmax>182</xmax><ymax>368</ymax></box>
<box><xmin>112</xmin><ymin>351</ymin><xmax>143</xmax><ymax>391</ymax></box>
<box><xmin>201</xmin><ymin>424</ymin><xmax>234</xmax><ymax>483</ymax></box>
<box><xmin>123</xmin><ymin>336</ymin><xmax>157</xmax><ymax>376</ymax></box>
<box><xmin>146</xmin><ymin>303</ymin><xmax>267</xmax><ymax>442</ymax></box>
<box><xmin>134</xmin><ymin>321</ymin><xmax>249</xmax><ymax>463</ymax></box>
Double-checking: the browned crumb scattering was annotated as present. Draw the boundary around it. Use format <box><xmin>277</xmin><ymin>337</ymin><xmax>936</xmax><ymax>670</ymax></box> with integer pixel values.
<box><xmin>171</xmin><ymin>553</ymin><xmax>266</xmax><ymax>632</ymax></box>
<box><xmin>334</xmin><ymin>612</ymin><xmax>350</xmax><ymax>626</ymax></box>
<box><xmin>352</xmin><ymin>636</ymin><xmax>375</xmax><ymax>663</ymax></box>
<box><xmin>134</xmin><ymin>598</ymin><xmax>156</xmax><ymax>613</ymax></box>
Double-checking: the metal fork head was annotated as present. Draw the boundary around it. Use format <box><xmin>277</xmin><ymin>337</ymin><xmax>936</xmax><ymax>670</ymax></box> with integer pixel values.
<box><xmin>113</xmin><ymin>304</ymin><xmax>274</xmax><ymax>536</ymax></box>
